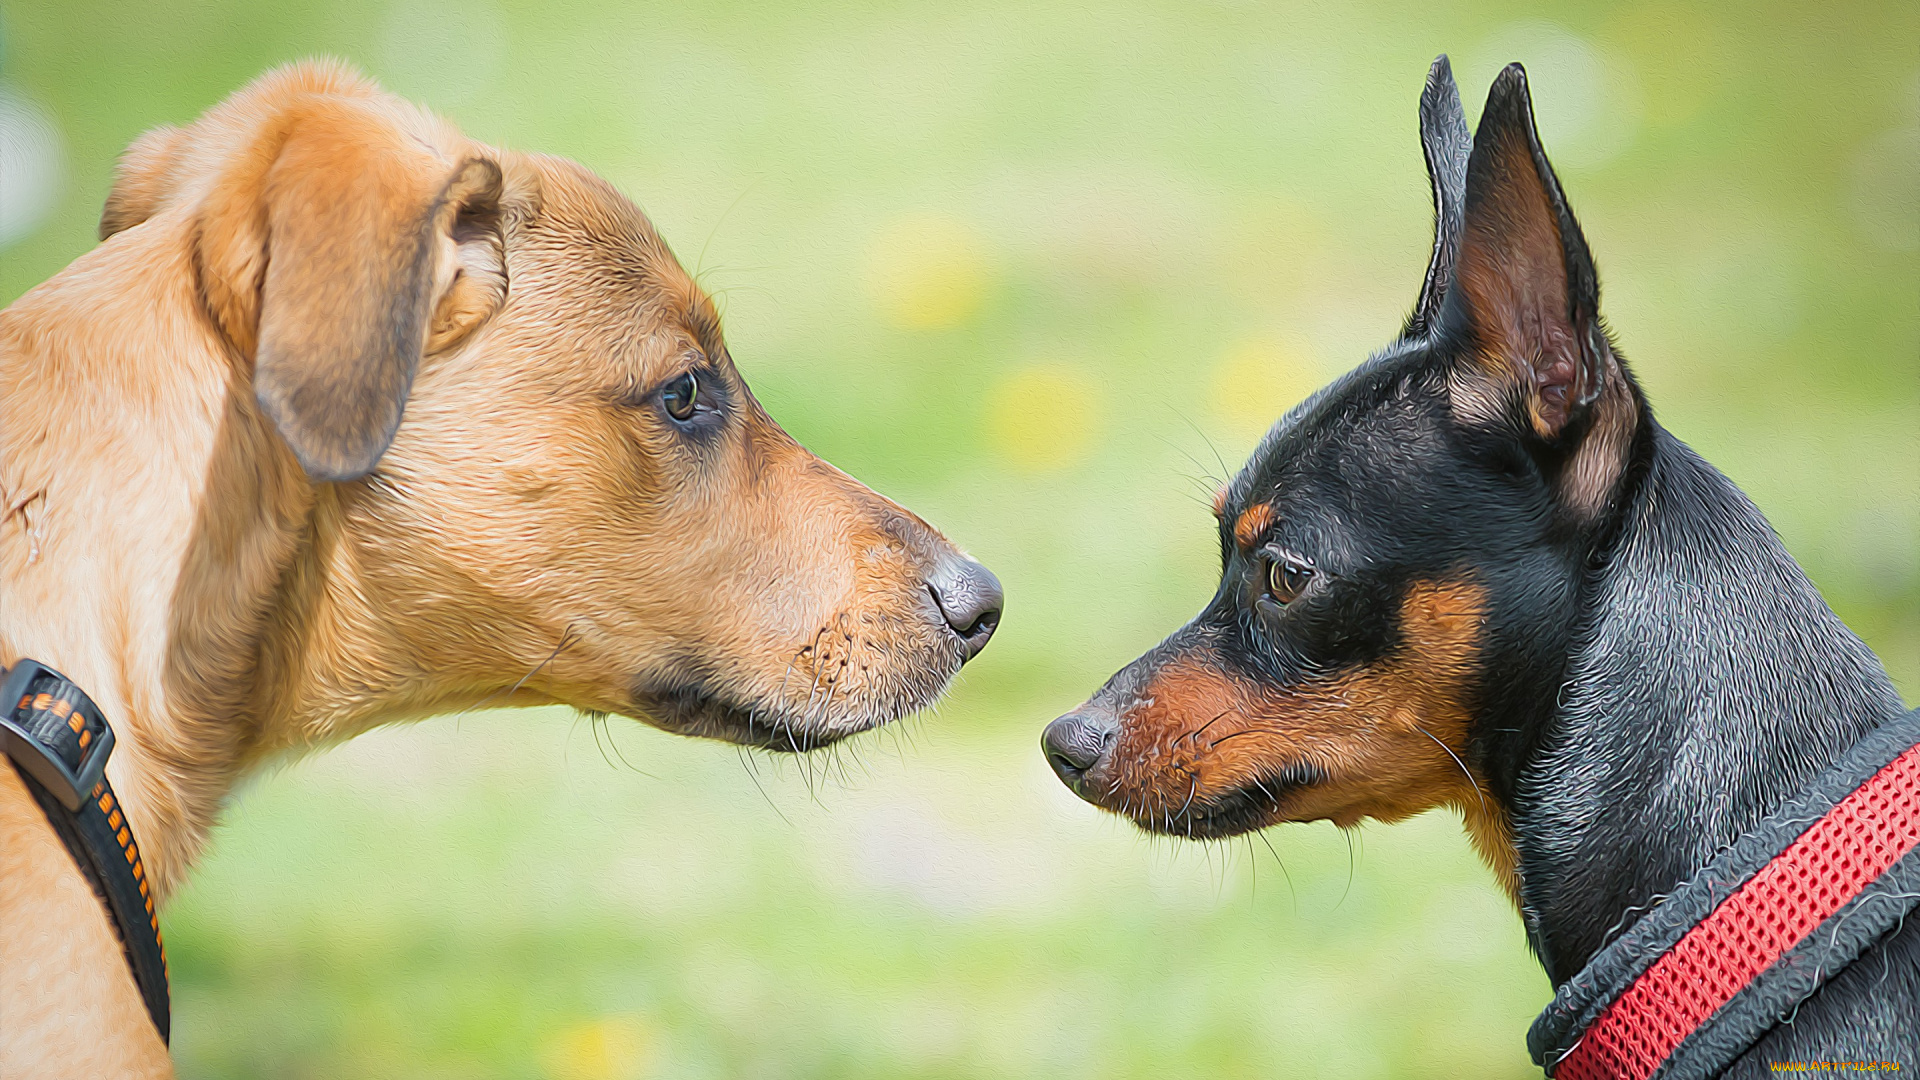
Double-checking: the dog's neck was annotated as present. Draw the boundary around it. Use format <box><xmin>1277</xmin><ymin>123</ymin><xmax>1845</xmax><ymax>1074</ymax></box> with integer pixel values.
<box><xmin>0</xmin><ymin>220</ymin><xmax>519</xmax><ymax>905</ymax></box>
<box><xmin>1506</xmin><ymin>422</ymin><xmax>1907</xmax><ymax>984</ymax></box>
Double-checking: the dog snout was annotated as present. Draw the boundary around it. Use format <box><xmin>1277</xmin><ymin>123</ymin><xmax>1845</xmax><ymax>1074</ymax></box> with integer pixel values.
<box><xmin>1043</xmin><ymin>707</ymin><xmax>1117</xmax><ymax>794</ymax></box>
<box><xmin>926</xmin><ymin>554</ymin><xmax>1003</xmax><ymax>661</ymax></box>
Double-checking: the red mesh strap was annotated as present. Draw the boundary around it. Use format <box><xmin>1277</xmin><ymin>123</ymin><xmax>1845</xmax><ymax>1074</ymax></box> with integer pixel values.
<box><xmin>1555</xmin><ymin>742</ymin><xmax>1920</xmax><ymax>1080</ymax></box>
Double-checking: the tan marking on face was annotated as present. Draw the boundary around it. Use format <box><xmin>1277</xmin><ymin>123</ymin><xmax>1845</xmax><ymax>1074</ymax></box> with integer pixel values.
<box><xmin>1211</xmin><ymin>487</ymin><xmax>1229</xmax><ymax>520</ymax></box>
<box><xmin>1232</xmin><ymin>503</ymin><xmax>1275</xmax><ymax>550</ymax></box>
<box><xmin>1091</xmin><ymin>579</ymin><xmax>1518</xmax><ymax>903</ymax></box>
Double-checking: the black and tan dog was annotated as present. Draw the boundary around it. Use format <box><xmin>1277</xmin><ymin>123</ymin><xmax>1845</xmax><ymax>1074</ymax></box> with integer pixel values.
<box><xmin>1</xmin><ymin>60</ymin><xmax>999</xmax><ymax>1077</ymax></box>
<box><xmin>1043</xmin><ymin>59</ymin><xmax>1915</xmax><ymax>1069</ymax></box>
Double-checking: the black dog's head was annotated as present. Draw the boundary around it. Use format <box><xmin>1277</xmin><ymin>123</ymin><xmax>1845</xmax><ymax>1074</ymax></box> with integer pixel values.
<box><xmin>1043</xmin><ymin>58</ymin><xmax>1646</xmax><ymax>891</ymax></box>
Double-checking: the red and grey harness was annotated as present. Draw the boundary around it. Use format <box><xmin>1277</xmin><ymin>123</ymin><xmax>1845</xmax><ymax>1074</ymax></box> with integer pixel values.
<box><xmin>1531</xmin><ymin>709</ymin><xmax>1920</xmax><ymax>1079</ymax></box>
<box><xmin>2</xmin><ymin>659</ymin><xmax>170</xmax><ymax>1042</ymax></box>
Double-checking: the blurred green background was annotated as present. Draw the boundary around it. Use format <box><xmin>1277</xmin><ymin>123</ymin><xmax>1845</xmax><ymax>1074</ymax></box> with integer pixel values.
<box><xmin>3</xmin><ymin>1</ymin><xmax>1915</xmax><ymax>1076</ymax></box>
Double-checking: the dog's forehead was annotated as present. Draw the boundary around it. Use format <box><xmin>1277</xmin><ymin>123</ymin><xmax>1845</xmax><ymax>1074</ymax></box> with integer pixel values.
<box><xmin>1220</xmin><ymin>343</ymin><xmax>1432</xmax><ymax>523</ymax></box>
<box><xmin>514</xmin><ymin>156</ymin><xmax>726</xmax><ymax>359</ymax></box>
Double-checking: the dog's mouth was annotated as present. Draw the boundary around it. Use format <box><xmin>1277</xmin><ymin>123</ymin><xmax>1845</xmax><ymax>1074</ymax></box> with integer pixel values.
<box><xmin>624</xmin><ymin>633</ymin><xmax>966</xmax><ymax>753</ymax></box>
<box><xmin>1109</xmin><ymin>760</ymin><xmax>1327</xmax><ymax>840</ymax></box>
<box><xmin>628</xmin><ymin>684</ymin><xmax>847</xmax><ymax>752</ymax></box>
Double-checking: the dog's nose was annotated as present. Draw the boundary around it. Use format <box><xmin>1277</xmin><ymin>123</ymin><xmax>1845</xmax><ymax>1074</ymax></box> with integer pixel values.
<box><xmin>927</xmin><ymin>555</ymin><xmax>1003</xmax><ymax>661</ymax></box>
<box><xmin>1043</xmin><ymin>708</ymin><xmax>1116</xmax><ymax>792</ymax></box>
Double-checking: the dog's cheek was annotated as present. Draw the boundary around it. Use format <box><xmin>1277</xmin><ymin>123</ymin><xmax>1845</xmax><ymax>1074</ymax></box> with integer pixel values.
<box><xmin>1121</xmin><ymin>670</ymin><xmax>1395</xmax><ymax>827</ymax></box>
<box><xmin>1301</xmin><ymin>582</ymin><xmax>1519</xmax><ymax>898</ymax></box>
<box><xmin>1281</xmin><ymin>580</ymin><xmax>1492</xmax><ymax>825</ymax></box>
<box><xmin>1146</xmin><ymin>580</ymin><xmax>1491</xmax><ymax>829</ymax></box>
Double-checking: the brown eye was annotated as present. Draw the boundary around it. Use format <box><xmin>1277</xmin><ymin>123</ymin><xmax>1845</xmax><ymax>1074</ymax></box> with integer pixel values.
<box><xmin>1268</xmin><ymin>556</ymin><xmax>1313</xmax><ymax>604</ymax></box>
<box><xmin>662</xmin><ymin>372</ymin><xmax>698</xmax><ymax>421</ymax></box>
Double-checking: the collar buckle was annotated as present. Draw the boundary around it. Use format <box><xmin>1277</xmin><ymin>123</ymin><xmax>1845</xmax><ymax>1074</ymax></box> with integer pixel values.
<box><xmin>1</xmin><ymin>659</ymin><xmax>116</xmax><ymax>811</ymax></box>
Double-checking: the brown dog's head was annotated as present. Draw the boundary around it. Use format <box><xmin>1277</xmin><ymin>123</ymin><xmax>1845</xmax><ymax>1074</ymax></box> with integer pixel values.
<box><xmin>99</xmin><ymin>60</ymin><xmax>999</xmax><ymax>753</ymax></box>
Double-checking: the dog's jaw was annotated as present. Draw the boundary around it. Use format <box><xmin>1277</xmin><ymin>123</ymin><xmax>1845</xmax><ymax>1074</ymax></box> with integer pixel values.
<box><xmin>623</xmin><ymin>629</ymin><xmax>969</xmax><ymax>753</ymax></box>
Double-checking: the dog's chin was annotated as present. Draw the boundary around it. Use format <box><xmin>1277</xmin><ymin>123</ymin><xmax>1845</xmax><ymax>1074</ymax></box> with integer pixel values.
<box><xmin>625</xmin><ymin>669</ymin><xmax>955</xmax><ymax>754</ymax></box>
<box><xmin>627</xmin><ymin>692</ymin><xmax>844</xmax><ymax>752</ymax></box>
<box><xmin>619</xmin><ymin>623</ymin><xmax>970</xmax><ymax>752</ymax></box>
<box><xmin>1111</xmin><ymin>760</ymin><xmax>1327</xmax><ymax>840</ymax></box>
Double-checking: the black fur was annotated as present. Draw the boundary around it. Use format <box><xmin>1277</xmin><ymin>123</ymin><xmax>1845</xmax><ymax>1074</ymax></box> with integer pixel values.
<box><xmin>1404</xmin><ymin>54</ymin><xmax>1471</xmax><ymax>339</ymax></box>
<box><xmin>1063</xmin><ymin>57</ymin><xmax>1916</xmax><ymax>1069</ymax></box>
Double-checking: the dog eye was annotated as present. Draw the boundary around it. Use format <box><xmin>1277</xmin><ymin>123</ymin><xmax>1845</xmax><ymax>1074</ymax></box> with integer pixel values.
<box><xmin>1267</xmin><ymin>556</ymin><xmax>1314</xmax><ymax>604</ymax></box>
<box><xmin>662</xmin><ymin>372</ymin><xmax>699</xmax><ymax>421</ymax></box>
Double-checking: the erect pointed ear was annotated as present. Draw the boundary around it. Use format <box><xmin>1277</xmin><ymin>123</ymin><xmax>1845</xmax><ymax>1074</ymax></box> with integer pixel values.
<box><xmin>1444</xmin><ymin>63</ymin><xmax>1618</xmax><ymax>441</ymax></box>
<box><xmin>1403</xmin><ymin>54</ymin><xmax>1472</xmax><ymax>339</ymax></box>
<box><xmin>1443</xmin><ymin>64</ymin><xmax>1637</xmax><ymax>518</ymax></box>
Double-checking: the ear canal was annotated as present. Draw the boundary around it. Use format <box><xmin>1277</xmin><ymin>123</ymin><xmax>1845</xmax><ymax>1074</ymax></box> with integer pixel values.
<box><xmin>1445</xmin><ymin>62</ymin><xmax>1608</xmax><ymax>439</ymax></box>
<box><xmin>1404</xmin><ymin>54</ymin><xmax>1472</xmax><ymax>338</ymax></box>
<box><xmin>423</xmin><ymin>157</ymin><xmax>507</xmax><ymax>356</ymax></box>
<box><xmin>251</xmin><ymin>101</ymin><xmax>496</xmax><ymax>482</ymax></box>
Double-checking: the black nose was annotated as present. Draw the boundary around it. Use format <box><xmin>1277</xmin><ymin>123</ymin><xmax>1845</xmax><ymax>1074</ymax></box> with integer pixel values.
<box><xmin>927</xmin><ymin>555</ymin><xmax>1003</xmax><ymax>661</ymax></box>
<box><xmin>1043</xmin><ymin>708</ymin><xmax>1116</xmax><ymax>791</ymax></box>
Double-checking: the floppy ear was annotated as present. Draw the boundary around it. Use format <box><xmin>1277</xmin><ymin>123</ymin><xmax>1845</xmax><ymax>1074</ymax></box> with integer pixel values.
<box><xmin>1444</xmin><ymin>63</ymin><xmax>1623</xmax><ymax>445</ymax></box>
<box><xmin>251</xmin><ymin>105</ymin><xmax>502</xmax><ymax>480</ymax></box>
<box><xmin>1403</xmin><ymin>54</ymin><xmax>1472</xmax><ymax>339</ymax></box>
<box><xmin>184</xmin><ymin>91</ymin><xmax>505</xmax><ymax>482</ymax></box>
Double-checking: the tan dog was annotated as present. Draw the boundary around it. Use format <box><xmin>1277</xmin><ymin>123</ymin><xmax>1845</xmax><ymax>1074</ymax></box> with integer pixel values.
<box><xmin>0</xmin><ymin>60</ymin><xmax>1001</xmax><ymax>1077</ymax></box>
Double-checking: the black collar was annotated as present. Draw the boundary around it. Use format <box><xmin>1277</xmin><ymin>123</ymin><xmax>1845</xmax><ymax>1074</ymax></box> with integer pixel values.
<box><xmin>3</xmin><ymin>659</ymin><xmax>171</xmax><ymax>1042</ymax></box>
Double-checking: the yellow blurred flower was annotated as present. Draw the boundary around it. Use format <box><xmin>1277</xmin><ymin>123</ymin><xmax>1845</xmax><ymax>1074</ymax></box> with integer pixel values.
<box><xmin>864</xmin><ymin>212</ymin><xmax>991</xmax><ymax>330</ymax></box>
<box><xmin>541</xmin><ymin>1015</ymin><xmax>653</xmax><ymax>1080</ymax></box>
<box><xmin>1210</xmin><ymin>339</ymin><xmax>1320</xmax><ymax>443</ymax></box>
<box><xmin>987</xmin><ymin>364</ymin><xmax>1101</xmax><ymax>472</ymax></box>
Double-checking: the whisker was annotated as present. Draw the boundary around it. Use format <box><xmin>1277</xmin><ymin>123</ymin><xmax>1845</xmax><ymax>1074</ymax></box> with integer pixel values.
<box><xmin>1162</xmin><ymin>411</ymin><xmax>1231</xmax><ymax>489</ymax></box>
<box><xmin>736</xmin><ymin>744</ymin><xmax>791</xmax><ymax>827</ymax></box>
<box><xmin>1206</xmin><ymin>727</ymin><xmax>1269</xmax><ymax>749</ymax></box>
<box><xmin>1413</xmin><ymin>722</ymin><xmax>1487</xmax><ymax>818</ymax></box>
<box><xmin>1257</xmin><ymin>829</ymin><xmax>1295</xmax><ymax>910</ymax></box>
<box><xmin>601</xmin><ymin>717</ymin><xmax>660</xmax><ymax>780</ymax></box>
<box><xmin>588</xmin><ymin>713</ymin><xmax>616</xmax><ymax>770</ymax></box>
<box><xmin>1159</xmin><ymin>438</ymin><xmax>1223</xmax><ymax>492</ymax></box>
<box><xmin>693</xmin><ymin>179</ymin><xmax>762</xmax><ymax>280</ymax></box>
<box><xmin>1338</xmin><ymin>826</ymin><xmax>1356</xmax><ymax>909</ymax></box>
<box><xmin>455</xmin><ymin>625</ymin><xmax>578</xmax><ymax>720</ymax></box>
<box><xmin>1170</xmin><ymin>408</ymin><xmax>1234</xmax><ymax>489</ymax></box>
<box><xmin>1183</xmin><ymin>708</ymin><xmax>1239</xmax><ymax>747</ymax></box>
